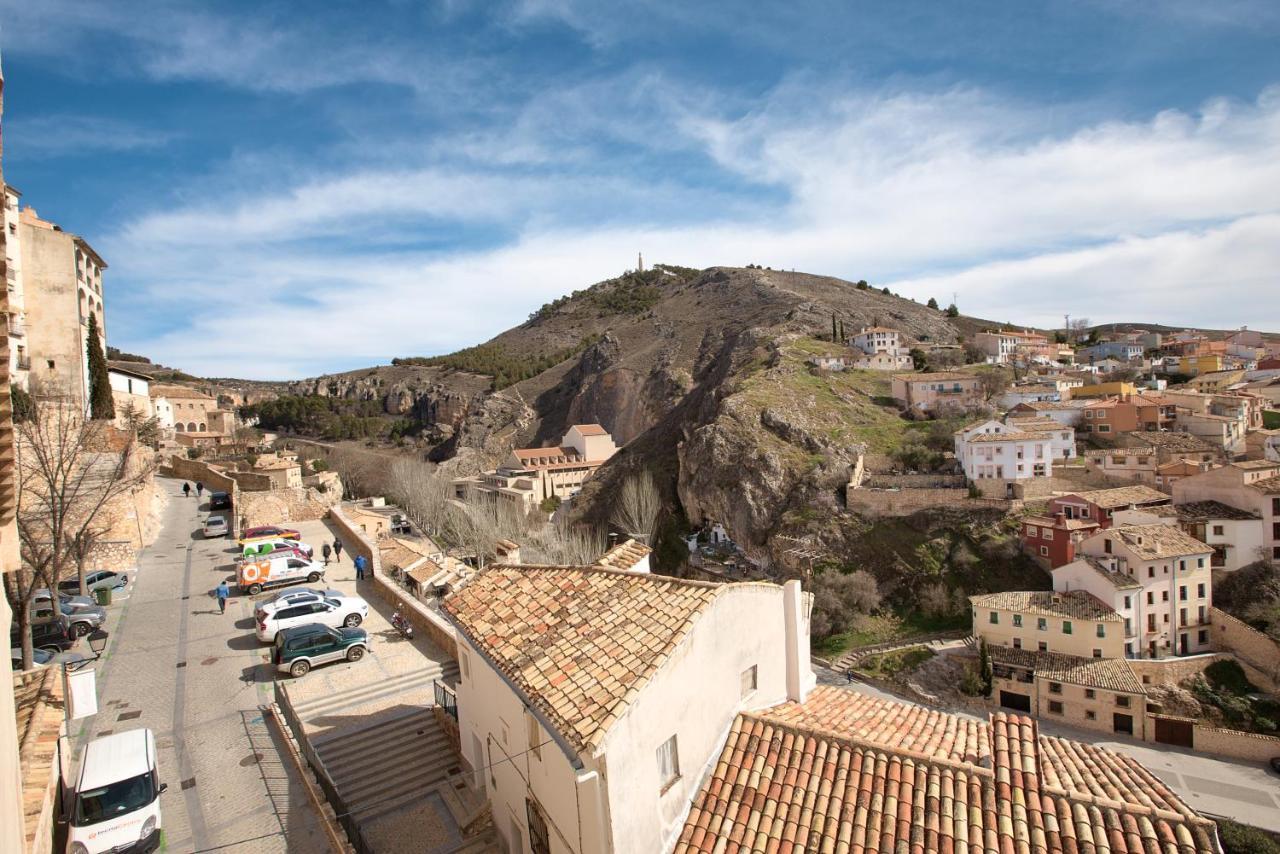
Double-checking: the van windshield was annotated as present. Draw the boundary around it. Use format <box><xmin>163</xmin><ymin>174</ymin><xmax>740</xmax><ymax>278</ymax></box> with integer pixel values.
<box><xmin>73</xmin><ymin>772</ymin><xmax>156</xmax><ymax>826</ymax></box>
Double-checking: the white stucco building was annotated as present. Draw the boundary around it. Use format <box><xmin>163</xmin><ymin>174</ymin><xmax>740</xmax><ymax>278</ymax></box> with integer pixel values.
<box><xmin>442</xmin><ymin>565</ymin><xmax>813</xmax><ymax>854</ymax></box>
<box><xmin>847</xmin><ymin>326</ymin><xmax>912</xmax><ymax>370</ymax></box>
<box><xmin>954</xmin><ymin>419</ymin><xmax>1056</xmax><ymax>482</ymax></box>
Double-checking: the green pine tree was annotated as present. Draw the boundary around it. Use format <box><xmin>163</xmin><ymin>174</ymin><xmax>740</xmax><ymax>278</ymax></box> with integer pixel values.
<box><xmin>978</xmin><ymin>638</ymin><xmax>993</xmax><ymax>697</ymax></box>
<box><xmin>86</xmin><ymin>312</ymin><xmax>115</xmax><ymax>420</ymax></box>
<box><xmin>831</xmin><ymin>313</ymin><xmax>838</xmax><ymax>342</ymax></box>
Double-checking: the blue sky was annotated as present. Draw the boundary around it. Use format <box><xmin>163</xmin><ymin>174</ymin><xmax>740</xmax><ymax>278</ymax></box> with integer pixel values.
<box><xmin>3</xmin><ymin>0</ymin><xmax>1280</xmax><ymax>379</ymax></box>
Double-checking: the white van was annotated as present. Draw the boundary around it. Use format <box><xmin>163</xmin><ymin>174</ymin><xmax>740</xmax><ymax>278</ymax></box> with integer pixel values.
<box><xmin>68</xmin><ymin>728</ymin><xmax>165</xmax><ymax>854</ymax></box>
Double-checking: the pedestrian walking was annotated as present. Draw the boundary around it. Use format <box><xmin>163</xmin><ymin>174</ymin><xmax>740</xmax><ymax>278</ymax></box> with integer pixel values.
<box><xmin>333</xmin><ymin>539</ymin><xmax>343</xmax><ymax>562</ymax></box>
<box><xmin>182</xmin><ymin>482</ymin><xmax>191</xmax><ymax>498</ymax></box>
<box><xmin>196</xmin><ymin>481</ymin><xmax>205</xmax><ymax>498</ymax></box>
<box><xmin>215</xmin><ymin>581</ymin><xmax>230</xmax><ymax>615</ymax></box>
<box><xmin>321</xmin><ymin>543</ymin><xmax>332</xmax><ymax>565</ymax></box>
<box><xmin>354</xmin><ymin>554</ymin><xmax>367</xmax><ymax>581</ymax></box>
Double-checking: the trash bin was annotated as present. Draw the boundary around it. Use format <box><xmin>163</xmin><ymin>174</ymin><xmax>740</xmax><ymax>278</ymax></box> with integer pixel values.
<box><xmin>95</xmin><ymin>587</ymin><xmax>112</xmax><ymax>607</ymax></box>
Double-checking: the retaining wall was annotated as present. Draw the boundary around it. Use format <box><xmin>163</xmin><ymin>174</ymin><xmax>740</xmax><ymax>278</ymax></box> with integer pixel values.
<box><xmin>1210</xmin><ymin>607</ymin><xmax>1280</xmax><ymax>689</ymax></box>
<box><xmin>1145</xmin><ymin>713</ymin><xmax>1280</xmax><ymax>763</ymax></box>
<box><xmin>846</xmin><ymin>488</ymin><xmax>1016</xmax><ymax>516</ymax></box>
<box><xmin>238</xmin><ymin>486</ymin><xmax>339</xmax><ymax>528</ymax></box>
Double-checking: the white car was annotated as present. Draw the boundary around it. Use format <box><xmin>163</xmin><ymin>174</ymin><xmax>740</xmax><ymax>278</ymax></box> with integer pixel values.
<box><xmin>254</xmin><ymin>587</ymin><xmax>344</xmax><ymax>622</ymax></box>
<box><xmin>68</xmin><ymin>728</ymin><xmax>165</xmax><ymax>854</ymax></box>
<box><xmin>203</xmin><ymin>516</ymin><xmax>228</xmax><ymax>538</ymax></box>
<box><xmin>255</xmin><ymin>594</ymin><xmax>369</xmax><ymax>643</ymax></box>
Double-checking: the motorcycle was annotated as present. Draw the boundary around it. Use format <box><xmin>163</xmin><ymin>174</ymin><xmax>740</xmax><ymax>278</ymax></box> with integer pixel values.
<box><xmin>391</xmin><ymin>606</ymin><xmax>414</xmax><ymax>640</ymax></box>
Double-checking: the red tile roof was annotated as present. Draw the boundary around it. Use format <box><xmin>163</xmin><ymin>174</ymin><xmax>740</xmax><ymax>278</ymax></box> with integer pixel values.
<box><xmin>572</xmin><ymin>423</ymin><xmax>609</xmax><ymax>436</ymax></box>
<box><xmin>675</xmin><ymin>688</ymin><xmax>1220</xmax><ymax>854</ymax></box>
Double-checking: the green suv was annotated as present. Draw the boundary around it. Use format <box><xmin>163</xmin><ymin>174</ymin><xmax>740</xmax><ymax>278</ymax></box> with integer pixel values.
<box><xmin>273</xmin><ymin>623</ymin><xmax>368</xmax><ymax>678</ymax></box>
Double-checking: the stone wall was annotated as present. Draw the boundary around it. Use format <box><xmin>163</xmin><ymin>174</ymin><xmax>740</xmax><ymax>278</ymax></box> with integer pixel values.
<box><xmin>1209</xmin><ymin>607</ymin><xmax>1280</xmax><ymax>689</ymax></box>
<box><xmin>163</xmin><ymin>456</ymin><xmax>238</xmax><ymax>495</ymax></box>
<box><xmin>846</xmin><ymin>488</ymin><xmax>1017</xmax><ymax>517</ymax></box>
<box><xmin>87</xmin><ymin>540</ymin><xmax>138</xmax><ymax>572</ymax></box>
<box><xmin>1145</xmin><ymin>713</ymin><xmax>1280</xmax><ymax>762</ymax></box>
<box><xmin>237</xmin><ymin>486</ymin><xmax>339</xmax><ymax>528</ymax></box>
<box><xmin>227</xmin><ymin>470</ymin><xmax>274</xmax><ymax>491</ymax></box>
<box><xmin>327</xmin><ymin>505</ymin><xmax>458</xmax><ymax>659</ymax></box>
<box><xmin>863</xmin><ymin>473</ymin><xmax>966</xmax><ymax>489</ymax></box>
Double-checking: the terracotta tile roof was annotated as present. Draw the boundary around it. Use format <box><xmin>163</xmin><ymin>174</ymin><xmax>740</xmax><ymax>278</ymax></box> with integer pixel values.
<box><xmin>1118</xmin><ymin>431</ymin><xmax>1217</xmax><ymax>453</ymax></box>
<box><xmin>1023</xmin><ymin>514</ymin><xmax>1100</xmax><ymax>532</ymax></box>
<box><xmin>758</xmin><ymin>686</ymin><xmax>990</xmax><ymax>765</ymax></box>
<box><xmin>594</xmin><ymin>538</ymin><xmax>652</xmax><ymax>571</ymax></box>
<box><xmin>571</xmin><ymin>423</ymin><xmax>609</xmax><ymax>436</ymax></box>
<box><xmin>676</xmin><ymin>691</ymin><xmax>1219</xmax><ymax>854</ymax></box>
<box><xmin>970</xmin><ymin>590</ymin><xmax>1122</xmax><ymax>622</ymax></box>
<box><xmin>1251</xmin><ymin>475</ymin><xmax>1280</xmax><ymax>493</ymax></box>
<box><xmin>1231</xmin><ymin>459</ymin><xmax>1280</xmax><ymax>471</ymax></box>
<box><xmin>988</xmin><ymin>645</ymin><xmax>1143</xmax><ymax>694</ymax></box>
<box><xmin>443</xmin><ymin>564</ymin><xmax>729</xmax><ymax>752</ymax></box>
<box><xmin>856</xmin><ymin>326</ymin><xmax>901</xmax><ymax>334</ymax></box>
<box><xmin>964</xmin><ymin>431</ymin><xmax>1052</xmax><ymax>443</ymax></box>
<box><xmin>1021</xmin><ymin>400</ymin><xmax>1090</xmax><ymax>410</ymax></box>
<box><xmin>1067</xmin><ymin>485</ymin><xmax>1171</xmax><ymax>509</ymax></box>
<box><xmin>1005</xmin><ymin>417</ymin><xmax>1066</xmax><ymax>432</ymax></box>
<box><xmin>1074</xmin><ymin>556</ymin><xmax>1143</xmax><ymax>590</ymax></box>
<box><xmin>1038</xmin><ymin>734</ymin><xmax>1198</xmax><ymax>818</ymax></box>
<box><xmin>1106</xmin><ymin>524</ymin><xmax>1212</xmax><ymax>560</ymax></box>
<box><xmin>1176</xmin><ymin>501</ymin><xmax>1260</xmax><ymax>522</ymax></box>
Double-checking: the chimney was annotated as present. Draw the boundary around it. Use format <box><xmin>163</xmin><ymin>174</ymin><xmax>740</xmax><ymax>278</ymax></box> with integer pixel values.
<box><xmin>607</xmin><ymin>532</ymin><xmax>618</xmax><ymax>548</ymax></box>
<box><xmin>1054</xmin><ymin>511</ymin><xmax>1066</xmax><ymax>526</ymax></box>
<box><xmin>783</xmin><ymin>580</ymin><xmax>814</xmax><ymax>704</ymax></box>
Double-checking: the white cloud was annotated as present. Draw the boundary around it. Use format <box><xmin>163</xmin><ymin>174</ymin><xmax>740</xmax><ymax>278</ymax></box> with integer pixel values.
<box><xmin>8</xmin><ymin>115</ymin><xmax>177</xmax><ymax>159</ymax></box>
<box><xmin>110</xmin><ymin>81</ymin><xmax>1280</xmax><ymax>378</ymax></box>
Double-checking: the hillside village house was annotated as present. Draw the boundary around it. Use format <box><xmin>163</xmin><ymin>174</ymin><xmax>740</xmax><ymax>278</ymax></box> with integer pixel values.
<box><xmin>19</xmin><ymin>205</ymin><xmax>108</xmax><ymax>409</ymax></box>
<box><xmin>1003</xmin><ymin>414</ymin><xmax>1076</xmax><ymax>459</ymax></box>
<box><xmin>971</xmin><ymin>590</ymin><xmax>1125</xmax><ymax>658</ymax></box>
<box><xmin>1245</xmin><ymin>428</ymin><xmax>1280</xmax><ymax>462</ymax></box>
<box><xmin>1173</xmin><ymin>459</ymin><xmax>1280</xmax><ymax>562</ymax></box>
<box><xmin>1115</xmin><ymin>500</ymin><xmax>1263</xmax><ymax>573</ymax></box>
<box><xmin>1077</xmin><ymin>341</ymin><xmax>1145</xmax><ymax>363</ymax></box>
<box><xmin>1073</xmin><ymin>381</ymin><xmax>1137</xmax><ymax>400</ymax></box>
<box><xmin>152</xmin><ymin>383</ymin><xmax>219</xmax><ymax>432</ymax></box>
<box><xmin>1046</xmin><ymin>485</ymin><xmax>1171</xmax><ymax>529</ymax></box>
<box><xmin>1176</xmin><ymin>410</ymin><xmax>1247</xmax><ymax>455</ymax></box>
<box><xmin>1021</xmin><ymin>512</ymin><xmax>1100</xmax><ymax>568</ymax></box>
<box><xmin>998</xmin><ymin>383</ymin><xmax>1061</xmax><ymax>408</ymax></box>
<box><xmin>1178</xmin><ymin>353</ymin><xmax>1225</xmax><ymax>375</ymax></box>
<box><xmin>1157</xmin><ymin>459</ymin><xmax>1216</xmax><ymax>492</ymax></box>
<box><xmin>452</xmin><ymin>424</ymin><xmax>619</xmax><ymax>512</ymax></box>
<box><xmin>973</xmin><ymin>329</ymin><xmax>1052</xmax><ymax>363</ymax></box>
<box><xmin>846</xmin><ymin>325</ymin><xmax>912</xmax><ymax>370</ymax></box>
<box><xmin>107</xmin><ymin>365</ymin><xmax>151</xmax><ymax>425</ymax></box>
<box><xmin>1007</xmin><ymin>398</ymin><xmax>1089</xmax><ymax>427</ymax></box>
<box><xmin>1113</xmin><ymin>430</ymin><xmax>1222</xmax><ymax>467</ymax></box>
<box><xmin>953</xmin><ymin>420</ymin><xmax>1055</xmax><ymax>485</ymax></box>
<box><xmin>1076</xmin><ymin>524</ymin><xmax>1213</xmax><ymax>658</ymax></box>
<box><xmin>890</xmin><ymin>371</ymin><xmax>984</xmax><ymax>415</ymax></box>
<box><xmin>442</xmin><ymin>566</ymin><xmax>815</xmax><ymax>854</ymax></box>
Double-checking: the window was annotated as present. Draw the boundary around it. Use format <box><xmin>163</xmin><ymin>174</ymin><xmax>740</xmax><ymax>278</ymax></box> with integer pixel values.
<box><xmin>1123</xmin><ymin>596</ymin><xmax>1131</xmax><ymax>610</ymax></box>
<box><xmin>1093</xmin><ymin>648</ymin><xmax>1103</xmax><ymax>658</ymax></box>
<box><xmin>989</xmin><ymin>612</ymin><xmax>999</xmax><ymax>624</ymax></box>
<box><xmin>1012</xmin><ymin>638</ymin><xmax>1022</xmax><ymax>649</ymax></box>
<box><xmin>1027</xmin><ymin>525</ymin><xmax>1038</xmax><ymax>537</ymax></box>
<box><xmin>1096</xmin><ymin>624</ymin><xmax>1106</xmax><ymax>638</ymax></box>
<box><xmin>1042</xmin><ymin>529</ymin><xmax>1053</xmax><ymax>541</ymax></box>
<box><xmin>1048</xmin><ymin>700</ymin><xmax>1064</xmax><ymax>715</ymax></box>
<box><xmin>740</xmin><ymin>665</ymin><xmax>758</xmax><ymax>699</ymax></box>
<box><xmin>1048</xmin><ymin>682</ymin><xmax>1062</xmax><ymax>694</ymax></box>
<box><xmin>1198</xmin><ymin>629</ymin><xmax>1208</xmax><ymax>645</ymax></box>
<box><xmin>1040</xmin><ymin>546</ymin><xmax>1049</xmax><ymax>557</ymax></box>
<box><xmin>1098</xmin><ymin>425</ymin><xmax>1111</xmax><ymax>433</ymax></box>
<box><xmin>1179</xmin><ymin>585</ymin><xmax>1188</xmax><ymax>601</ymax></box>
<box><xmin>1162</xmin><ymin>590</ymin><xmax>1169</xmax><ymax>602</ymax></box>
<box><xmin>1037</xmin><ymin>617</ymin><xmax>1047</xmax><ymax>631</ymax></box>
<box><xmin>46</xmin><ymin>359</ymin><xmax>55</xmax><ymax>369</ymax></box>
<box><xmin>1085</xmin><ymin>689</ymin><xmax>1096</xmax><ymax>699</ymax></box>
<box><xmin>526</xmin><ymin>800</ymin><xmax>551</xmax><ymax>854</ymax></box>
<box><xmin>1038</xmin><ymin>641</ymin><xmax>1048</xmax><ymax>652</ymax></box>
<box><xmin>1146</xmin><ymin>591</ymin><xmax>1154</xmax><ymax>606</ymax></box>
<box><xmin>1085</xmin><ymin>710</ymin><xmax>1097</xmax><ymax>721</ymax></box>
<box><xmin>1148</xmin><ymin>567</ymin><xmax>1155</xmax><ymax>579</ymax></box>
<box><xmin>1116</xmin><ymin>696</ymin><xmax>1131</xmax><ymax>708</ymax></box>
<box><xmin>657</xmin><ymin>735</ymin><xmax>680</xmax><ymax>790</ymax></box>
<box><xmin>527</xmin><ymin>711</ymin><xmax>542</xmax><ymax>761</ymax></box>
<box><xmin>1179</xmin><ymin>560</ymin><xmax>1187</xmax><ymax>572</ymax></box>
<box><xmin>1062</xmin><ymin>621</ymin><xmax>1073</xmax><ymax>635</ymax></box>
<box><xmin>1013</xmin><ymin>614</ymin><xmax>1022</xmax><ymax>628</ymax></box>
<box><xmin>1213</xmin><ymin>525</ymin><xmax>1224</xmax><ymax>536</ymax></box>
<box><xmin>1197</xmin><ymin>583</ymin><xmax>1205</xmax><ymax>598</ymax></box>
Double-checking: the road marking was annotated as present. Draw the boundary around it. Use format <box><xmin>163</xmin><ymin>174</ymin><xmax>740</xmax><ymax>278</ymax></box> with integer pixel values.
<box><xmin>172</xmin><ymin>542</ymin><xmax>213</xmax><ymax>847</ymax></box>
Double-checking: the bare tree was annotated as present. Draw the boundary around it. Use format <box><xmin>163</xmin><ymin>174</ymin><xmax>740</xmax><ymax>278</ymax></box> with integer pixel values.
<box><xmin>611</xmin><ymin>469</ymin><xmax>662</xmax><ymax>545</ymax></box>
<box><xmin>1068</xmin><ymin>317</ymin><xmax>1091</xmax><ymax>344</ymax></box>
<box><xmin>9</xmin><ymin>394</ymin><xmax>156</xmax><ymax>668</ymax></box>
<box><xmin>386</xmin><ymin>458</ymin><xmax>453</xmax><ymax>540</ymax></box>
<box><xmin>527</xmin><ymin>515</ymin><xmax>607</xmax><ymax>565</ymax></box>
<box><xmin>327</xmin><ymin>446</ymin><xmax>384</xmax><ymax>498</ymax></box>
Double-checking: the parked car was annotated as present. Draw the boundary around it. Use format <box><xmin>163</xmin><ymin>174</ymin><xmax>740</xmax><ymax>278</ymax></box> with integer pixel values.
<box><xmin>209</xmin><ymin>491</ymin><xmax>232</xmax><ymax>511</ymax></box>
<box><xmin>68</xmin><ymin>728</ymin><xmax>166</xmax><ymax>854</ymax></box>
<box><xmin>254</xmin><ymin>587</ymin><xmax>344</xmax><ymax>622</ymax></box>
<box><xmin>58</xmin><ymin>570</ymin><xmax>128</xmax><ymax>596</ymax></box>
<box><xmin>237</xmin><ymin>525</ymin><xmax>301</xmax><ymax>547</ymax></box>
<box><xmin>33</xmin><ymin>590</ymin><xmax>106</xmax><ymax>637</ymax></box>
<box><xmin>10</xmin><ymin>615</ymin><xmax>76</xmax><ymax>654</ymax></box>
<box><xmin>241</xmin><ymin>539</ymin><xmax>312</xmax><ymax>560</ymax></box>
<box><xmin>10</xmin><ymin>647</ymin><xmax>55</xmax><ymax>671</ymax></box>
<box><xmin>35</xmin><ymin>588</ymin><xmax>95</xmax><ymax>612</ymax></box>
<box><xmin>203</xmin><ymin>516</ymin><xmax>229</xmax><ymax>538</ymax></box>
<box><xmin>256</xmin><ymin>594</ymin><xmax>368</xmax><ymax>643</ymax></box>
<box><xmin>273</xmin><ymin>624</ymin><xmax>368</xmax><ymax>678</ymax></box>
<box><xmin>237</xmin><ymin>554</ymin><xmax>325</xmax><ymax>596</ymax></box>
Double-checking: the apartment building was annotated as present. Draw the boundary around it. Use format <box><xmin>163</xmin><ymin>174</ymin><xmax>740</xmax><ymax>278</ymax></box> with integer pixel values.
<box><xmin>675</xmin><ymin>689</ymin><xmax>1218</xmax><ymax>852</ymax></box>
<box><xmin>890</xmin><ymin>371</ymin><xmax>984</xmax><ymax>415</ymax></box>
<box><xmin>1170</xmin><ymin>501</ymin><xmax>1263</xmax><ymax>572</ymax></box>
<box><xmin>1003</xmin><ymin>414</ymin><xmax>1076</xmax><ymax>459</ymax></box>
<box><xmin>1021</xmin><ymin>512</ymin><xmax>1100</xmax><ymax>567</ymax></box>
<box><xmin>452</xmin><ymin>424</ymin><xmax>619</xmax><ymax>512</ymax></box>
<box><xmin>970</xmin><ymin>590</ymin><xmax>1125</xmax><ymax>658</ymax></box>
<box><xmin>847</xmin><ymin>326</ymin><xmax>912</xmax><ymax>370</ymax></box>
<box><xmin>1176</xmin><ymin>410</ymin><xmax>1246</xmax><ymax>455</ymax></box>
<box><xmin>1173</xmin><ymin>460</ymin><xmax>1280</xmax><ymax>562</ymax></box>
<box><xmin>1006</xmin><ymin>398</ymin><xmax>1089</xmax><ymax>427</ymax></box>
<box><xmin>1084</xmin><ymin>447</ymin><xmax>1162</xmax><ymax>485</ymax></box>
<box><xmin>953</xmin><ymin>420</ymin><xmax>1055</xmax><ymax>483</ymax></box>
<box><xmin>1076</xmin><ymin>398</ymin><xmax>1137</xmax><ymax>435</ymax></box>
<box><xmin>1077</xmin><ymin>524</ymin><xmax>1214</xmax><ymax>658</ymax></box>
<box><xmin>107</xmin><ymin>365</ymin><xmax>152</xmax><ymax>425</ymax></box>
<box><xmin>1078</xmin><ymin>341</ymin><xmax>1144</xmax><ymax>363</ymax></box>
<box><xmin>19</xmin><ymin>206</ymin><xmax>108</xmax><ymax>407</ymax></box>
<box><xmin>973</xmin><ymin>329</ymin><xmax>1053</xmax><ymax>364</ymax></box>
<box><xmin>3</xmin><ymin>186</ymin><xmax>28</xmax><ymax>390</ymax></box>
<box><xmin>442</xmin><ymin>565</ymin><xmax>814</xmax><ymax>854</ymax></box>
<box><xmin>985</xmin><ymin>645</ymin><xmax>1147</xmax><ymax>737</ymax></box>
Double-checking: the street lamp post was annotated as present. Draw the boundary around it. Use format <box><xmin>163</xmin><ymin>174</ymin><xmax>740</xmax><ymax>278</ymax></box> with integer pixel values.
<box><xmin>56</xmin><ymin>629</ymin><xmax>110</xmax><ymax>805</ymax></box>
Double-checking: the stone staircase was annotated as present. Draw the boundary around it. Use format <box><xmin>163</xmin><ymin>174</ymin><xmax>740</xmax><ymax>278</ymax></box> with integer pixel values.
<box><xmin>311</xmin><ymin>707</ymin><xmax>462</xmax><ymax>825</ymax></box>
<box><xmin>287</xmin><ymin>661</ymin><xmax>460</xmax><ymax>725</ymax></box>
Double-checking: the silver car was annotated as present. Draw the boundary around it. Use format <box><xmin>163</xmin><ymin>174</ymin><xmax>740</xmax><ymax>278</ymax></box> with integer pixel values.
<box><xmin>32</xmin><ymin>591</ymin><xmax>106</xmax><ymax>638</ymax></box>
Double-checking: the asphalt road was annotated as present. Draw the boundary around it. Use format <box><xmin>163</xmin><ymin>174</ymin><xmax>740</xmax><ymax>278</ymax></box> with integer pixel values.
<box><xmin>66</xmin><ymin>478</ymin><xmax>329</xmax><ymax>853</ymax></box>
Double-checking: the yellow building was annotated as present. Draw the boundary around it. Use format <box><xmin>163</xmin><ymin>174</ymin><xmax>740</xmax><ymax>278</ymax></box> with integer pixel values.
<box><xmin>970</xmin><ymin>590</ymin><xmax>1126</xmax><ymax>658</ymax></box>
<box><xmin>1178</xmin><ymin>354</ymin><xmax>1225</xmax><ymax>376</ymax></box>
<box><xmin>1186</xmin><ymin>369</ymin><xmax>1245</xmax><ymax>393</ymax></box>
<box><xmin>1072</xmin><ymin>381</ymin><xmax>1136</xmax><ymax>399</ymax></box>
<box><xmin>987</xmin><ymin>645</ymin><xmax>1147</xmax><ymax>738</ymax></box>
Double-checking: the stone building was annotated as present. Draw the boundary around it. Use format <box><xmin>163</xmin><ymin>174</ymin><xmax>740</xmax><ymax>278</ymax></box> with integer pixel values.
<box><xmin>18</xmin><ymin>205</ymin><xmax>107</xmax><ymax>408</ymax></box>
<box><xmin>451</xmin><ymin>424</ymin><xmax>619</xmax><ymax>512</ymax></box>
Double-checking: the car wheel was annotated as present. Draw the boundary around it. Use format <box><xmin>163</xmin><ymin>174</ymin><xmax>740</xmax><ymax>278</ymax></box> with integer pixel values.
<box><xmin>71</xmin><ymin>622</ymin><xmax>90</xmax><ymax>638</ymax></box>
<box><xmin>346</xmin><ymin>646</ymin><xmax>365</xmax><ymax>662</ymax></box>
<box><xmin>248</xmin><ymin>583</ymin><xmax>262</xmax><ymax>595</ymax></box>
<box><xmin>343</xmin><ymin>614</ymin><xmax>362</xmax><ymax>628</ymax></box>
<box><xmin>290</xmin><ymin>660</ymin><xmax>311</xmax><ymax>678</ymax></box>
<box><xmin>307</xmin><ymin>572</ymin><xmax>321</xmax><ymax>582</ymax></box>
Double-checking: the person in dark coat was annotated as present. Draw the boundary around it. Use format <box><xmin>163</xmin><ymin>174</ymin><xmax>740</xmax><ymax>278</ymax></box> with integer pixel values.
<box><xmin>196</xmin><ymin>482</ymin><xmax>205</xmax><ymax>498</ymax></box>
<box><xmin>333</xmin><ymin>540</ymin><xmax>343</xmax><ymax>562</ymax></box>
<box><xmin>182</xmin><ymin>482</ymin><xmax>191</xmax><ymax>498</ymax></box>
<box><xmin>322</xmin><ymin>543</ymin><xmax>332</xmax><ymax>565</ymax></box>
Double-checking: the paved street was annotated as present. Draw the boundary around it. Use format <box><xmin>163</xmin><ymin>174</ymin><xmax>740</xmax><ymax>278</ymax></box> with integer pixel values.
<box><xmin>69</xmin><ymin>478</ymin><xmax>330</xmax><ymax>853</ymax></box>
<box><xmin>814</xmin><ymin>665</ymin><xmax>1280</xmax><ymax>833</ymax></box>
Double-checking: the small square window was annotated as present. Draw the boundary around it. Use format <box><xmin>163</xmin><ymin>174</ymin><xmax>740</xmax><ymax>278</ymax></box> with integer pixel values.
<box><xmin>1012</xmin><ymin>638</ymin><xmax>1022</xmax><ymax>649</ymax></box>
<box><xmin>1048</xmin><ymin>700</ymin><xmax>1064</xmax><ymax>715</ymax></box>
<box><xmin>1116</xmin><ymin>696</ymin><xmax>1131</xmax><ymax>708</ymax></box>
<box><xmin>1092</xmin><ymin>649</ymin><xmax>1102</xmax><ymax>658</ymax></box>
<box><xmin>1062</xmin><ymin>621</ymin><xmax>1073</xmax><ymax>634</ymax></box>
<box><xmin>740</xmin><ymin>665</ymin><xmax>758</xmax><ymax>699</ymax></box>
<box><xmin>1084</xmin><ymin>689</ymin><xmax>1096</xmax><ymax>699</ymax></box>
<box><xmin>1038</xmin><ymin>641</ymin><xmax>1048</xmax><ymax>652</ymax></box>
<box><xmin>989</xmin><ymin>612</ymin><xmax>999</xmax><ymax>624</ymax></box>
<box><xmin>1048</xmin><ymin>682</ymin><xmax>1062</xmax><ymax>694</ymax></box>
<box><xmin>1037</xmin><ymin>618</ymin><xmax>1047</xmax><ymax>631</ymax></box>
<box><xmin>1013</xmin><ymin>614</ymin><xmax>1022</xmax><ymax>628</ymax></box>
<box><xmin>1085</xmin><ymin>710</ymin><xmax>1096</xmax><ymax>720</ymax></box>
